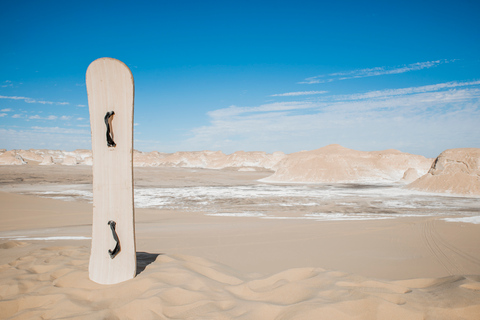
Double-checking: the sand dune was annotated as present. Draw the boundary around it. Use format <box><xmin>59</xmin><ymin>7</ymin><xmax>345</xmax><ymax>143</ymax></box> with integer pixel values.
<box><xmin>408</xmin><ymin>148</ymin><xmax>480</xmax><ymax>196</ymax></box>
<box><xmin>262</xmin><ymin>144</ymin><xmax>433</xmax><ymax>183</ymax></box>
<box><xmin>1</xmin><ymin>244</ymin><xmax>479</xmax><ymax>320</ymax></box>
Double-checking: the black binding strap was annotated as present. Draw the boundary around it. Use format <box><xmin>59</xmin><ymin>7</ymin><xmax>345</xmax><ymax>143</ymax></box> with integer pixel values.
<box><xmin>104</xmin><ymin>111</ymin><xmax>116</xmax><ymax>147</ymax></box>
<box><xmin>108</xmin><ymin>220</ymin><xmax>121</xmax><ymax>259</ymax></box>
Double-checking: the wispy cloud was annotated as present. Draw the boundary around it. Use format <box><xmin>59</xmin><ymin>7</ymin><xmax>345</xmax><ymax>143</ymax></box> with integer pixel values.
<box><xmin>1</xmin><ymin>80</ymin><xmax>13</xmax><ymax>88</ymax></box>
<box><xmin>183</xmin><ymin>79</ymin><xmax>480</xmax><ymax>156</ymax></box>
<box><xmin>0</xmin><ymin>113</ymin><xmax>7</xmax><ymax>117</ymax></box>
<box><xmin>0</xmin><ymin>95</ymin><xmax>69</xmax><ymax>105</ymax></box>
<box><xmin>270</xmin><ymin>90</ymin><xmax>328</xmax><ymax>97</ymax></box>
<box><xmin>30</xmin><ymin>126</ymin><xmax>89</xmax><ymax>134</ymax></box>
<box><xmin>207</xmin><ymin>101</ymin><xmax>317</xmax><ymax>119</ymax></box>
<box><xmin>28</xmin><ymin>115</ymin><xmax>58</xmax><ymax>120</ymax></box>
<box><xmin>1</xmin><ymin>108</ymin><xmax>12</xmax><ymax>112</ymax></box>
<box><xmin>0</xmin><ymin>127</ymin><xmax>91</xmax><ymax>150</ymax></box>
<box><xmin>300</xmin><ymin>59</ymin><xmax>455</xmax><ymax>84</ymax></box>
<box><xmin>334</xmin><ymin>80</ymin><xmax>480</xmax><ymax>101</ymax></box>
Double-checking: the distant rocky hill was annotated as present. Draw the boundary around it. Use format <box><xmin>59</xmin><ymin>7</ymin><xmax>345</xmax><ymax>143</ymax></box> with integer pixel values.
<box><xmin>0</xmin><ymin>149</ymin><xmax>285</xmax><ymax>170</ymax></box>
<box><xmin>261</xmin><ymin>144</ymin><xmax>433</xmax><ymax>183</ymax></box>
<box><xmin>408</xmin><ymin>148</ymin><xmax>480</xmax><ymax>196</ymax></box>
<box><xmin>0</xmin><ymin>149</ymin><xmax>92</xmax><ymax>166</ymax></box>
<box><xmin>0</xmin><ymin>145</ymin><xmax>437</xmax><ymax>184</ymax></box>
<box><xmin>2</xmin><ymin>146</ymin><xmax>478</xmax><ymax>195</ymax></box>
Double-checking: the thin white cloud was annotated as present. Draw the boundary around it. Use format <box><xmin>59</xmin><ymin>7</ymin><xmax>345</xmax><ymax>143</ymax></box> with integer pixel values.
<box><xmin>0</xmin><ymin>95</ymin><xmax>31</xmax><ymax>101</ymax></box>
<box><xmin>12</xmin><ymin>114</ymin><xmax>23</xmax><ymax>118</ymax></box>
<box><xmin>300</xmin><ymin>59</ymin><xmax>455</xmax><ymax>84</ymax></box>
<box><xmin>1</xmin><ymin>80</ymin><xmax>13</xmax><ymax>88</ymax></box>
<box><xmin>334</xmin><ymin>80</ymin><xmax>480</xmax><ymax>101</ymax></box>
<box><xmin>0</xmin><ymin>113</ymin><xmax>7</xmax><ymax>117</ymax></box>
<box><xmin>210</xmin><ymin>80</ymin><xmax>480</xmax><ymax>119</ymax></box>
<box><xmin>0</xmin><ymin>95</ymin><xmax>69</xmax><ymax>105</ymax></box>
<box><xmin>207</xmin><ymin>101</ymin><xmax>317</xmax><ymax>119</ymax></box>
<box><xmin>0</xmin><ymin>127</ymin><xmax>91</xmax><ymax>150</ymax></box>
<box><xmin>183</xmin><ymin>79</ymin><xmax>480</xmax><ymax>156</ymax></box>
<box><xmin>28</xmin><ymin>115</ymin><xmax>58</xmax><ymax>120</ymax></box>
<box><xmin>1</xmin><ymin>108</ymin><xmax>12</xmax><ymax>112</ymax></box>
<box><xmin>270</xmin><ymin>90</ymin><xmax>328</xmax><ymax>97</ymax></box>
<box><xmin>30</xmin><ymin>126</ymin><xmax>89</xmax><ymax>134</ymax></box>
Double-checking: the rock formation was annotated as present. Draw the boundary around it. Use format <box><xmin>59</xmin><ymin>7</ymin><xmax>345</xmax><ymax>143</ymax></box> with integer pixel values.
<box><xmin>261</xmin><ymin>144</ymin><xmax>433</xmax><ymax>183</ymax></box>
<box><xmin>0</xmin><ymin>146</ymin><xmax>438</xmax><ymax>185</ymax></box>
<box><xmin>39</xmin><ymin>155</ymin><xmax>55</xmax><ymax>166</ymax></box>
<box><xmin>0</xmin><ymin>148</ymin><xmax>284</xmax><ymax>169</ymax></box>
<box><xmin>408</xmin><ymin>148</ymin><xmax>480</xmax><ymax>196</ymax></box>
<box><xmin>61</xmin><ymin>155</ymin><xmax>78</xmax><ymax>166</ymax></box>
<box><xmin>132</xmin><ymin>150</ymin><xmax>285</xmax><ymax>169</ymax></box>
<box><xmin>0</xmin><ymin>150</ymin><xmax>27</xmax><ymax>165</ymax></box>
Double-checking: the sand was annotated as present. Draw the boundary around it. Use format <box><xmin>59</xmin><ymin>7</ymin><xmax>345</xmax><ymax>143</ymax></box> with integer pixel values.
<box><xmin>1</xmin><ymin>164</ymin><xmax>480</xmax><ymax>319</ymax></box>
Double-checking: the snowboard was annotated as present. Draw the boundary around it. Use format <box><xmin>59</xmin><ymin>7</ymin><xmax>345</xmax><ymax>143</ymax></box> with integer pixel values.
<box><xmin>86</xmin><ymin>58</ymin><xmax>136</xmax><ymax>284</ymax></box>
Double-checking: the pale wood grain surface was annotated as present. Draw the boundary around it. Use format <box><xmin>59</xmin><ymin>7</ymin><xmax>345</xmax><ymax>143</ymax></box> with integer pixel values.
<box><xmin>86</xmin><ymin>58</ymin><xmax>136</xmax><ymax>284</ymax></box>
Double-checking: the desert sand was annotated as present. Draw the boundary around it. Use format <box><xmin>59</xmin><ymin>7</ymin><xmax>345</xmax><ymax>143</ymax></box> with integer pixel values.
<box><xmin>1</xmin><ymin>147</ymin><xmax>480</xmax><ymax>319</ymax></box>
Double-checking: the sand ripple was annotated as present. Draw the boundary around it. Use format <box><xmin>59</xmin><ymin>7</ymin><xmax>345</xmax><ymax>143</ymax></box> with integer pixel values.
<box><xmin>1</xmin><ymin>244</ymin><xmax>480</xmax><ymax>319</ymax></box>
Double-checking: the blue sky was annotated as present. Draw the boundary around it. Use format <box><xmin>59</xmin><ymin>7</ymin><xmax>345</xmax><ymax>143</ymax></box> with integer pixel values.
<box><xmin>1</xmin><ymin>0</ymin><xmax>479</xmax><ymax>157</ymax></box>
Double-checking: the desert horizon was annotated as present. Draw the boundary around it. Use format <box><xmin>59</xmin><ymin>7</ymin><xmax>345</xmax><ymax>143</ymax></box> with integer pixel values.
<box><xmin>1</xmin><ymin>143</ymin><xmax>479</xmax><ymax>195</ymax></box>
<box><xmin>1</xmin><ymin>144</ymin><xmax>480</xmax><ymax>318</ymax></box>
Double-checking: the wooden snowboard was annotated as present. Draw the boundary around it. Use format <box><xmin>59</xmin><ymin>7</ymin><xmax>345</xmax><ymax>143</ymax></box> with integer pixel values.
<box><xmin>86</xmin><ymin>58</ymin><xmax>136</xmax><ymax>284</ymax></box>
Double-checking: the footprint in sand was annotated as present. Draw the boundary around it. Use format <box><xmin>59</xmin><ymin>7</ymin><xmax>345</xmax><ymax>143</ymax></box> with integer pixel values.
<box><xmin>0</xmin><ymin>241</ymin><xmax>28</xmax><ymax>249</ymax></box>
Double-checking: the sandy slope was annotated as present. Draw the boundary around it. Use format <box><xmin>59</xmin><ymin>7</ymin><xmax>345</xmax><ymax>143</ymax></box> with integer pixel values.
<box><xmin>262</xmin><ymin>144</ymin><xmax>433</xmax><ymax>183</ymax></box>
<box><xmin>1</xmin><ymin>244</ymin><xmax>479</xmax><ymax>320</ymax></box>
<box><xmin>409</xmin><ymin>148</ymin><xmax>480</xmax><ymax>196</ymax></box>
<box><xmin>1</xmin><ymin>165</ymin><xmax>480</xmax><ymax>319</ymax></box>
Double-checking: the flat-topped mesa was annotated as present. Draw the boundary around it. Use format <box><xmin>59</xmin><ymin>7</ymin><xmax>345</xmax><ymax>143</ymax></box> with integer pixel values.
<box><xmin>262</xmin><ymin>144</ymin><xmax>433</xmax><ymax>183</ymax></box>
<box><xmin>408</xmin><ymin>148</ymin><xmax>480</xmax><ymax>196</ymax></box>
